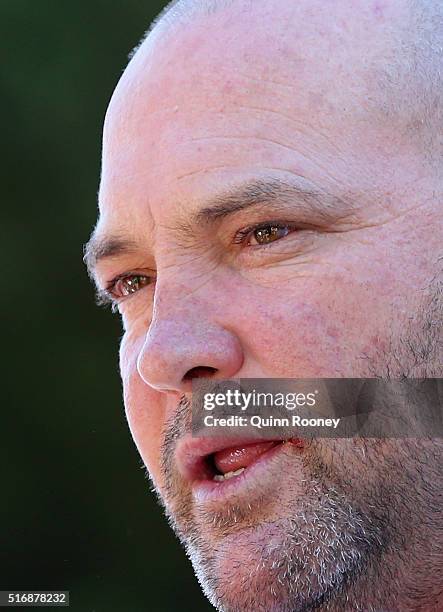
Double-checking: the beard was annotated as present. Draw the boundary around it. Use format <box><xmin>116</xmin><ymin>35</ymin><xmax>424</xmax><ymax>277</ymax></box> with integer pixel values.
<box><xmin>157</xmin><ymin>409</ymin><xmax>442</xmax><ymax>612</ymax></box>
<box><xmin>149</xmin><ymin>277</ymin><xmax>443</xmax><ymax>612</ymax></box>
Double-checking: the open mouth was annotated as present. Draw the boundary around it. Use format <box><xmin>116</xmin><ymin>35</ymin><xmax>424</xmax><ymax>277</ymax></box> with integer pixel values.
<box><xmin>208</xmin><ymin>440</ymin><xmax>292</xmax><ymax>481</ymax></box>
<box><xmin>176</xmin><ymin>436</ymin><xmax>305</xmax><ymax>491</ymax></box>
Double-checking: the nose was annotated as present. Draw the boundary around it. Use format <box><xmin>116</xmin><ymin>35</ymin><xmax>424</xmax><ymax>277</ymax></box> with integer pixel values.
<box><xmin>136</xmin><ymin>293</ymin><xmax>244</xmax><ymax>393</ymax></box>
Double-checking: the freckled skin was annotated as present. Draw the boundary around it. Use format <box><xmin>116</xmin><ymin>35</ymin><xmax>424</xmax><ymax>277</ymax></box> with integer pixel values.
<box><xmin>91</xmin><ymin>1</ymin><xmax>442</xmax><ymax>610</ymax></box>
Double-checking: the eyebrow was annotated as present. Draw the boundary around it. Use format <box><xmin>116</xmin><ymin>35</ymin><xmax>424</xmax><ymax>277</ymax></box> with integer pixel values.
<box><xmin>83</xmin><ymin>235</ymin><xmax>139</xmax><ymax>278</ymax></box>
<box><xmin>194</xmin><ymin>177</ymin><xmax>350</xmax><ymax>225</ymax></box>
<box><xmin>84</xmin><ymin>176</ymin><xmax>353</xmax><ymax>277</ymax></box>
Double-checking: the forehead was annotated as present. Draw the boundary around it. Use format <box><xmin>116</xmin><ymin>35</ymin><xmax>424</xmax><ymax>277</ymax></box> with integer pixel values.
<box><xmin>96</xmin><ymin>0</ymin><xmax>398</xmax><ymax>240</ymax></box>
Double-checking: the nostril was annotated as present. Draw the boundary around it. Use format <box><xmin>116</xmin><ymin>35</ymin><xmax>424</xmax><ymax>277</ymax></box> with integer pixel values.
<box><xmin>184</xmin><ymin>366</ymin><xmax>218</xmax><ymax>380</ymax></box>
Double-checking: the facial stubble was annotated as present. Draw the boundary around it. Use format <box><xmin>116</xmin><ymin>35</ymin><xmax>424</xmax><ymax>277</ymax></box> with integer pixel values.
<box><xmin>148</xmin><ymin>280</ymin><xmax>442</xmax><ymax>612</ymax></box>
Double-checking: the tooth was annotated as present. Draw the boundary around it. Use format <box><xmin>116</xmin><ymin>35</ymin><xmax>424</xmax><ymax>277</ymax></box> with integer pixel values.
<box><xmin>232</xmin><ymin>468</ymin><xmax>245</xmax><ymax>476</ymax></box>
<box><xmin>221</xmin><ymin>467</ymin><xmax>245</xmax><ymax>481</ymax></box>
<box><xmin>213</xmin><ymin>467</ymin><xmax>246</xmax><ymax>482</ymax></box>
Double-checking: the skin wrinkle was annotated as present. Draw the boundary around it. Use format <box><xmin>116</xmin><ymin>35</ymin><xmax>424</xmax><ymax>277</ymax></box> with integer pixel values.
<box><xmin>202</xmin><ymin>104</ymin><xmax>334</xmax><ymax>141</ymax></box>
<box><xmin>89</xmin><ymin>0</ymin><xmax>443</xmax><ymax>610</ymax></box>
<box><xmin>114</xmin><ymin>123</ymin><xmax>346</xmax><ymax>198</ymax></box>
<box><xmin>229</xmin><ymin>104</ymin><xmax>342</xmax><ymax>151</ymax></box>
<box><xmin>176</xmin><ymin>165</ymin><xmax>234</xmax><ymax>180</ymax></box>
<box><xmin>182</xmin><ymin>167</ymin><xmax>329</xmax><ymax>186</ymax></box>
<box><xmin>190</xmin><ymin>134</ymin><xmax>328</xmax><ymax>157</ymax></box>
<box><xmin>162</xmin><ymin>262</ymin><xmax>221</xmax><ymax>301</ymax></box>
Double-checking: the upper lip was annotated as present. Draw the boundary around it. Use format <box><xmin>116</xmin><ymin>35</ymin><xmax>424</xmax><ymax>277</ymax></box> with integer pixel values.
<box><xmin>175</xmin><ymin>434</ymin><xmax>287</xmax><ymax>483</ymax></box>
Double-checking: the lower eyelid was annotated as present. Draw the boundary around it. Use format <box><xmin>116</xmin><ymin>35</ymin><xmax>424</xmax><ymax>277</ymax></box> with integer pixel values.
<box><xmin>117</xmin><ymin>287</ymin><xmax>155</xmax><ymax>320</ymax></box>
<box><xmin>115</xmin><ymin>282</ymin><xmax>155</xmax><ymax>311</ymax></box>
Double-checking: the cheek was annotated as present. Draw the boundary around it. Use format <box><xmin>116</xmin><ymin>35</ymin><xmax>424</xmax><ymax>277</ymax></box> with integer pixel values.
<box><xmin>119</xmin><ymin>332</ymin><xmax>166</xmax><ymax>488</ymax></box>
<box><xmin>233</xmin><ymin>274</ymin><xmax>394</xmax><ymax>377</ymax></box>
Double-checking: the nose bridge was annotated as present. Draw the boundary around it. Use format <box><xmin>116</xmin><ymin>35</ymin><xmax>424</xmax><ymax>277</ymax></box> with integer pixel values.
<box><xmin>150</xmin><ymin>267</ymin><xmax>217</xmax><ymax>334</ymax></box>
<box><xmin>146</xmin><ymin>287</ymin><xmax>199</xmax><ymax>357</ymax></box>
<box><xmin>135</xmin><ymin>272</ymin><xmax>243</xmax><ymax>392</ymax></box>
<box><xmin>150</xmin><ymin>248</ymin><xmax>238</xmax><ymax>327</ymax></box>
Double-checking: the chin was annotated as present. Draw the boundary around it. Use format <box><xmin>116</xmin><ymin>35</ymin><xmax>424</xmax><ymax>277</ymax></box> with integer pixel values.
<box><xmin>183</xmin><ymin>515</ymin><xmax>364</xmax><ymax>612</ymax></box>
<box><xmin>191</xmin><ymin>523</ymin><xmax>299</xmax><ymax>612</ymax></box>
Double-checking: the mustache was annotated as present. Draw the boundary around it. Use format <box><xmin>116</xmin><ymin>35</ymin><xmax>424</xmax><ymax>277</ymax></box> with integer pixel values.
<box><xmin>165</xmin><ymin>394</ymin><xmax>191</xmax><ymax>445</ymax></box>
<box><xmin>161</xmin><ymin>394</ymin><xmax>191</xmax><ymax>486</ymax></box>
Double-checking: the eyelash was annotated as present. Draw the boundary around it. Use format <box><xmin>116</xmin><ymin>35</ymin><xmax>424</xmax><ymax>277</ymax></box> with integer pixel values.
<box><xmin>233</xmin><ymin>221</ymin><xmax>297</xmax><ymax>245</ymax></box>
<box><xmin>97</xmin><ymin>273</ymin><xmax>155</xmax><ymax>311</ymax></box>
<box><xmin>99</xmin><ymin>221</ymin><xmax>297</xmax><ymax>310</ymax></box>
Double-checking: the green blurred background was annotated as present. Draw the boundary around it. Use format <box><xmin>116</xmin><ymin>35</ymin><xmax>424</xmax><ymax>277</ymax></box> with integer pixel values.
<box><xmin>1</xmin><ymin>2</ymin><xmax>211</xmax><ymax>610</ymax></box>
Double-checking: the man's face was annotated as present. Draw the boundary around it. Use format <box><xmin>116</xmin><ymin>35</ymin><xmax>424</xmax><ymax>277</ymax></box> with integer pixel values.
<box><xmin>90</xmin><ymin>2</ymin><xmax>442</xmax><ymax>610</ymax></box>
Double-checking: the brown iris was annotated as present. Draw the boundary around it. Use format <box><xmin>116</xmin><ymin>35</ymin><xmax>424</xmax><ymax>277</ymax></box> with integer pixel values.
<box><xmin>251</xmin><ymin>225</ymin><xmax>290</xmax><ymax>245</ymax></box>
<box><xmin>115</xmin><ymin>275</ymin><xmax>151</xmax><ymax>297</ymax></box>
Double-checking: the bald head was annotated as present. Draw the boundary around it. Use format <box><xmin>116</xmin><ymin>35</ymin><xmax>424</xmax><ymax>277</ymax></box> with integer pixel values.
<box><xmin>133</xmin><ymin>0</ymin><xmax>442</xmax><ymax>165</ymax></box>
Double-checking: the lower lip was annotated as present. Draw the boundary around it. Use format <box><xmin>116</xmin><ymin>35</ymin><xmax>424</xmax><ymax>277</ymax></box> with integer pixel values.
<box><xmin>192</xmin><ymin>440</ymin><xmax>301</xmax><ymax>504</ymax></box>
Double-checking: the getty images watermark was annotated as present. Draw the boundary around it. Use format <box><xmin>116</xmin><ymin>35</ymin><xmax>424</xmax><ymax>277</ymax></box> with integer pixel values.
<box><xmin>191</xmin><ymin>379</ymin><xmax>443</xmax><ymax>438</ymax></box>
<box><xmin>202</xmin><ymin>387</ymin><xmax>340</xmax><ymax>430</ymax></box>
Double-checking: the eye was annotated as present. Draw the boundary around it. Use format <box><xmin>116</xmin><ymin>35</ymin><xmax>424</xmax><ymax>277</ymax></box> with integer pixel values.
<box><xmin>234</xmin><ymin>223</ymin><xmax>294</xmax><ymax>247</ymax></box>
<box><xmin>249</xmin><ymin>224</ymin><xmax>291</xmax><ymax>245</ymax></box>
<box><xmin>108</xmin><ymin>274</ymin><xmax>153</xmax><ymax>299</ymax></box>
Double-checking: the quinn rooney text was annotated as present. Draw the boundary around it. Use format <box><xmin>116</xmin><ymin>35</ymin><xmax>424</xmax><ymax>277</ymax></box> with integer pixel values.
<box><xmin>203</xmin><ymin>415</ymin><xmax>341</xmax><ymax>429</ymax></box>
